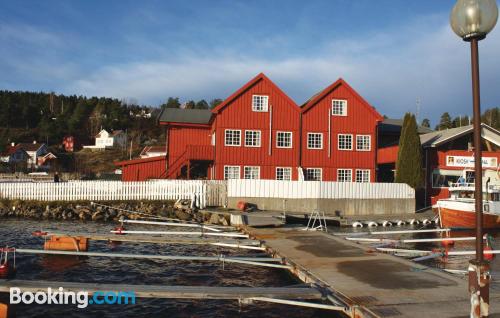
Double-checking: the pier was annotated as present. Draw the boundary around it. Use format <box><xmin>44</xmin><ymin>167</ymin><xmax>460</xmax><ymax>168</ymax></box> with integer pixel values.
<box><xmin>245</xmin><ymin>226</ymin><xmax>500</xmax><ymax>317</ymax></box>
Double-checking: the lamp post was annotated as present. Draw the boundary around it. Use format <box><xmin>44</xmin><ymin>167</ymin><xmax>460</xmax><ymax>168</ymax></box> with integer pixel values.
<box><xmin>450</xmin><ymin>1</ymin><xmax>498</xmax><ymax>317</ymax></box>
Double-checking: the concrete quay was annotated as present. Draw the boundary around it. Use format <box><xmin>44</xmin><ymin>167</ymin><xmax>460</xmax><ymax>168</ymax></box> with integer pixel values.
<box><xmin>245</xmin><ymin>226</ymin><xmax>500</xmax><ymax>318</ymax></box>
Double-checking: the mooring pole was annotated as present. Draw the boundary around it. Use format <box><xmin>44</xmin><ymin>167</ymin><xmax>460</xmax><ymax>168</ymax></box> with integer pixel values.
<box><xmin>468</xmin><ymin>37</ymin><xmax>490</xmax><ymax>318</ymax></box>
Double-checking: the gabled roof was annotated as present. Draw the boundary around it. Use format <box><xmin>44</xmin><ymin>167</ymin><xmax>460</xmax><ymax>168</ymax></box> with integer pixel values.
<box><xmin>0</xmin><ymin>146</ymin><xmax>28</xmax><ymax>157</ymax></box>
<box><xmin>15</xmin><ymin>143</ymin><xmax>45</xmax><ymax>152</ymax></box>
<box><xmin>211</xmin><ymin>73</ymin><xmax>299</xmax><ymax>113</ymax></box>
<box><xmin>420</xmin><ymin>123</ymin><xmax>500</xmax><ymax>148</ymax></box>
<box><xmin>380</xmin><ymin>118</ymin><xmax>434</xmax><ymax>134</ymax></box>
<box><xmin>158</xmin><ymin>108</ymin><xmax>213</xmax><ymax>125</ymax></box>
<box><xmin>301</xmin><ymin>78</ymin><xmax>383</xmax><ymax>121</ymax></box>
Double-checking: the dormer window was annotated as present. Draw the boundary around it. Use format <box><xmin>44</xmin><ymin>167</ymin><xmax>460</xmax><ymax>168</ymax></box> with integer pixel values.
<box><xmin>252</xmin><ymin>95</ymin><xmax>269</xmax><ymax>112</ymax></box>
<box><xmin>332</xmin><ymin>99</ymin><xmax>347</xmax><ymax>116</ymax></box>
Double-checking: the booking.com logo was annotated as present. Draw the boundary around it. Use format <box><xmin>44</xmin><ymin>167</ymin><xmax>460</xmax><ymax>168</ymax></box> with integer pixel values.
<box><xmin>10</xmin><ymin>287</ymin><xmax>136</xmax><ymax>308</ymax></box>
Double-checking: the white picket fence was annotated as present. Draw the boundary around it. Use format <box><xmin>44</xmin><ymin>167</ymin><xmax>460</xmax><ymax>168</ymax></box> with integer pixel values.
<box><xmin>227</xmin><ymin>179</ymin><xmax>414</xmax><ymax>199</ymax></box>
<box><xmin>0</xmin><ymin>180</ymin><xmax>209</xmax><ymax>208</ymax></box>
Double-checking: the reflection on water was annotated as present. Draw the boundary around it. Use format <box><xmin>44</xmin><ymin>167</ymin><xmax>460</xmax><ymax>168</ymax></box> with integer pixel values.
<box><xmin>0</xmin><ymin>219</ymin><xmax>339</xmax><ymax>318</ymax></box>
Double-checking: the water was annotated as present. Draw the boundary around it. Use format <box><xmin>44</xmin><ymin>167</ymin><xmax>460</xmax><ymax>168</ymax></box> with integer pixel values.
<box><xmin>334</xmin><ymin>224</ymin><xmax>500</xmax><ymax>276</ymax></box>
<box><xmin>0</xmin><ymin>219</ymin><xmax>337</xmax><ymax>318</ymax></box>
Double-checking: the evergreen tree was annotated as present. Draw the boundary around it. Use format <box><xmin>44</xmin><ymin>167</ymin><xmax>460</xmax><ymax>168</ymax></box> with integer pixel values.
<box><xmin>210</xmin><ymin>98</ymin><xmax>223</xmax><ymax>109</ymax></box>
<box><xmin>436</xmin><ymin>112</ymin><xmax>452</xmax><ymax>130</ymax></box>
<box><xmin>161</xmin><ymin>97</ymin><xmax>181</xmax><ymax>109</ymax></box>
<box><xmin>194</xmin><ymin>99</ymin><xmax>209</xmax><ymax>109</ymax></box>
<box><xmin>421</xmin><ymin>118</ymin><xmax>430</xmax><ymax>128</ymax></box>
<box><xmin>481</xmin><ymin>107</ymin><xmax>500</xmax><ymax>130</ymax></box>
<box><xmin>395</xmin><ymin>113</ymin><xmax>424</xmax><ymax>189</ymax></box>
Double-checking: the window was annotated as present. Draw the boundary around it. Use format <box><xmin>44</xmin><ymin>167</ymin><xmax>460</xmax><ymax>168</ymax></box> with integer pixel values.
<box><xmin>332</xmin><ymin>99</ymin><xmax>347</xmax><ymax>116</ymax></box>
<box><xmin>225</xmin><ymin>129</ymin><xmax>241</xmax><ymax>146</ymax></box>
<box><xmin>252</xmin><ymin>95</ymin><xmax>269</xmax><ymax>112</ymax></box>
<box><xmin>276</xmin><ymin>131</ymin><xmax>292</xmax><ymax>148</ymax></box>
<box><xmin>245</xmin><ymin>130</ymin><xmax>261</xmax><ymax>147</ymax></box>
<box><xmin>305</xmin><ymin>168</ymin><xmax>322</xmax><ymax>181</ymax></box>
<box><xmin>244</xmin><ymin>166</ymin><xmax>260</xmax><ymax>179</ymax></box>
<box><xmin>337</xmin><ymin>169</ymin><xmax>352</xmax><ymax>182</ymax></box>
<box><xmin>307</xmin><ymin>133</ymin><xmax>323</xmax><ymax>149</ymax></box>
<box><xmin>432</xmin><ymin>169</ymin><xmax>463</xmax><ymax>188</ymax></box>
<box><xmin>224</xmin><ymin>166</ymin><xmax>240</xmax><ymax>179</ymax></box>
<box><xmin>338</xmin><ymin>134</ymin><xmax>353</xmax><ymax>150</ymax></box>
<box><xmin>356</xmin><ymin>135</ymin><xmax>371</xmax><ymax>151</ymax></box>
<box><xmin>356</xmin><ymin>170</ymin><xmax>370</xmax><ymax>183</ymax></box>
<box><xmin>276</xmin><ymin>167</ymin><xmax>292</xmax><ymax>180</ymax></box>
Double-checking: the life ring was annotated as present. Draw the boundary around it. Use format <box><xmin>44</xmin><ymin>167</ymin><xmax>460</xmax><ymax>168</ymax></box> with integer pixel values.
<box><xmin>352</xmin><ymin>222</ymin><xmax>363</xmax><ymax>228</ymax></box>
<box><xmin>382</xmin><ymin>221</ymin><xmax>393</xmax><ymax>227</ymax></box>
<box><xmin>367</xmin><ymin>221</ymin><xmax>378</xmax><ymax>228</ymax></box>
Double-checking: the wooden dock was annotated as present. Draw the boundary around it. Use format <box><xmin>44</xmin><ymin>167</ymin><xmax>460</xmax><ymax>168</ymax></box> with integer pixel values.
<box><xmin>0</xmin><ymin>280</ymin><xmax>321</xmax><ymax>300</ymax></box>
<box><xmin>245</xmin><ymin>226</ymin><xmax>500</xmax><ymax>318</ymax></box>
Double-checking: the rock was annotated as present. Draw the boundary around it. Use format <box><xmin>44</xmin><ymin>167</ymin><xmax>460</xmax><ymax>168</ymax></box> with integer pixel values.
<box><xmin>219</xmin><ymin>216</ymin><xmax>229</xmax><ymax>226</ymax></box>
<box><xmin>209</xmin><ymin>213</ymin><xmax>220</xmax><ymax>225</ymax></box>
<box><xmin>92</xmin><ymin>211</ymin><xmax>104</xmax><ymax>221</ymax></box>
<box><xmin>175</xmin><ymin>210</ymin><xmax>192</xmax><ymax>221</ymax></box>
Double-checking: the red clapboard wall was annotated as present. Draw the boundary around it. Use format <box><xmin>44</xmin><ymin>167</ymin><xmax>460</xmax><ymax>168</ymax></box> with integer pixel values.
<box><xmin>301</xmin><ymin>79</ymin><xmax>383</xmax><ymax>181</ymax></box>
<box><xmin>211</xmin><ymin>73</ymin><xmax>301</xmax><ymax>180</ymax></box>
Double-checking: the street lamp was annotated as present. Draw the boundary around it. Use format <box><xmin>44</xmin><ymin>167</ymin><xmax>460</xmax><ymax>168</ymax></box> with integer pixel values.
<box><xmin>450</xmin><ymin>0</ymin><xmax>498</xmax><ymax>317</ymax></box>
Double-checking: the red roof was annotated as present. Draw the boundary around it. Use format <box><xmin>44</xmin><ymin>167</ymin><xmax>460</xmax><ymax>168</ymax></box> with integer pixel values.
<box><xmin>211</xmin><ymin>73</ymin><xmax>300</xmax><ymax>114</ymax></box>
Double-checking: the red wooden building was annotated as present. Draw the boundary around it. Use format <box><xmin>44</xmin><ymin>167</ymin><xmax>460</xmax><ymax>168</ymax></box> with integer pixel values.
<box><xmin>116</xmin><ymin>73</ymin><xmax>384</xmax><ymax>182</ymax></box>
<box><xmin>377</xmin><ymin>123</ymin><xmax>500</xmax><ymax>206</ymax></box>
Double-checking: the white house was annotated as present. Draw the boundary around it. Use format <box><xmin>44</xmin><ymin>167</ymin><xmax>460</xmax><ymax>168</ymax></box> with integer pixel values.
<box><xmin>84</xmin><ymin>129</ymin><xmax>127</xmax><ymax>149</ymax></box>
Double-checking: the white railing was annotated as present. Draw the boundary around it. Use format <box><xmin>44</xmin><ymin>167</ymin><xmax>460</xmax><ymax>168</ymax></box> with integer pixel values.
<box><xmin>227</xmin><ymin>180</ymin><xmax>414</xmax><ymax>199</ymax></box>
<box><xmin>0</xmin><ymin>180</ymin><xmax>209</xmax><ymax>208</ymax></box>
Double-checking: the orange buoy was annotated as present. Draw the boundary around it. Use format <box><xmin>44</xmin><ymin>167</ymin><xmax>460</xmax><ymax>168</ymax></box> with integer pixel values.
<box><xmin>484</xmin><ymin>246</ymin><xmax>495</xmax><ymax>261</ymax></box>
<box><xmin>441</xmin><ymin>239</ymin><xmax>455</xmax><ymax>247</ymax></box>
<box><xmin>44</xmin><ymin>236</ymin><xmax>88</xmax><ymax>252</ymax></box>
<box><xmin>113</xmin><ymin>226</ymin><xmax>126</xmax><ymax>235</ymax></box>
<box><xmin>237</xmin><ymin>201</ymin><xmax>248</xmax><ymax>211</ymax></box>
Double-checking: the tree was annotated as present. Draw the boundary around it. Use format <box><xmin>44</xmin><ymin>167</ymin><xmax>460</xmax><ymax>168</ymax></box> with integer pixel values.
<box><xmin>436</xmin><ymin>112</ymin><xmax>452</xmax><ymax>130</ymax></box>
<box><xmin>161</xmin><ymin>97</ymin><xmax>181</xmax><ymax>109</ymax></box>
<box><xmin>395</xmin><ymin>113</ymin><xmax>424</xmax><ymax>189</ymax></box>
<box><xmin>421</xmin><ymin>118</ymin><xmax>430</xmax><ymax>128</ymax></box>
<box><xmin>210</xmin><ymin>98</ymin><xmax>223</xmax><ymax>109</ymax></box>
<box><xmin>482</xmin><ymin>107</ymin><xmax>500</xmax><ymax>130</ymax></box>
<box><xmin>194</xmin><ymin>100</ymin><xmax>209</xmax><ymax>109</ymax></box>
<box><xmin>184</xmin><ymin>100</ymin><xmax>196</xmax><ymax>109</ymax></box>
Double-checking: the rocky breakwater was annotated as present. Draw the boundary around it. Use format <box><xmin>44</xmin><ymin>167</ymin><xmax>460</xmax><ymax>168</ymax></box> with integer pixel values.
<box><xmin>0</xmin><ymin>199</ymin><xmax>230</xmax><ymax>226</ymax></box>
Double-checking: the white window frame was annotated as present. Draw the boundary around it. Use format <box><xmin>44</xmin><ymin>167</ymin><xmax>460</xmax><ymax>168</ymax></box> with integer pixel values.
<box><xmin>307</xmin><ymin>133</ymin><xmax>323</xmax><ymax>150</ymax></box>
<box><xmin>252</xmin><ymin>95</ymin><xmax>269</xmax><ymax>112</ymax></box>
<box><xmin>331</xmin><ymin>99</ymin><xmax>347</xmax><ymax>116</ymax></box>
<box><xmin>276</xmin><ymin>167</ymin><xmax>292</xmax><ymax>181</ymax></box>
<box><xmin>355</xmin><ymin>169</ymin><xmax>370</xmax><ymax>183</ymax></box>
<box><xmin>305</xmin><ymin>168</ymin><xmax>322</xmax><ymax>181</ymax></box>
<box><xmin>276</xmin><ymin>131</ymin><xmax>293</xmax><ymax>148</ymax></box>
<box><xmin>244</xmin><ymin>166</ymin><xmax>260</xmax><ymax>179</ymax></box>
<box><xmin>356</xmin><ymin>135</ymin><xmax>371</xmax><ymax>151</ymax></box>
<box><xmin>224</xmin><ymin>166</ymin><xmax>240</xmax><ymax>180</ymax></box>
<box><xmin>338</xmin><ymin>134</ymin><xmax>353</xmax><ymax>150</ymax></box>
<box><xmin>224</xmin><ymin>129</ymin><xmax>241</xmax><ymax>146</ymax></box>
<box><xmin>337</xmin><ymin>169</ymin><xmax>352</xmax><ymax>182</ymax></box>
<box><xmin>244</xmin><ymin>130</ymin><xmax>261</xmax><ymax>147</ymax></box>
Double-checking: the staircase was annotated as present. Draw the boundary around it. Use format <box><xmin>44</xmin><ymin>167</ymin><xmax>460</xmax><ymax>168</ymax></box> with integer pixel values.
<box><xmin>163</xmin><ymin>145</ymin><xmax>214</xmax><ymax>179</ymax></box>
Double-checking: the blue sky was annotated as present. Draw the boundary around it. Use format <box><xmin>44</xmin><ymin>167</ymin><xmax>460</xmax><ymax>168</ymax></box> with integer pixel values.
<box><xmin>1</xmin><ymin>0</ymin><xmax>499</xmax><ymax>125</ymax></box>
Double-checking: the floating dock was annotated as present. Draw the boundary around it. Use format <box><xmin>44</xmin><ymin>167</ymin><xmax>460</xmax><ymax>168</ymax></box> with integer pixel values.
<box><xmin>245</xmin><ymin>226</ymin><xmax>500</xmax><ymax>317</ymax></box>
<box><xmin>0</xmin><ymin>280</ymin><xmax>322</xmax><ymax>300</ymax></box>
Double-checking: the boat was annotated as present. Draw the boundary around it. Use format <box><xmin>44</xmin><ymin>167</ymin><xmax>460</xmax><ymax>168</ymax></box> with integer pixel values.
<box><xmin>436</xmin><ymin>172</ymin><xmax>500</xmax><ymax>229</ymax></box>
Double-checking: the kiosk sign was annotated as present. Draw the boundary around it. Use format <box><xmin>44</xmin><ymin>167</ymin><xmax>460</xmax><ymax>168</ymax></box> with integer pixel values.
<box><xmin>446</xmin><ymin>156</ymin><xmax>497</xmax><ymax>168</ymax></box>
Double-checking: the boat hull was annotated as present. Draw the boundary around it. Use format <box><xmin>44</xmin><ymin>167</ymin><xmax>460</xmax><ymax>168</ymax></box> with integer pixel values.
<box><xmin>438</xmin><ymin>207</ymin><xmax>500</xmax><ymax>229</ymax></box>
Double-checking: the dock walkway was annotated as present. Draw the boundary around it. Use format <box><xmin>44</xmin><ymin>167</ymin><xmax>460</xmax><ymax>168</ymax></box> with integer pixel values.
<box><xmin>246</xmin><ymin>226</ymin><xmax>500</xmax><ymax>317</ymax></box>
